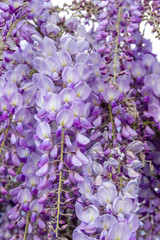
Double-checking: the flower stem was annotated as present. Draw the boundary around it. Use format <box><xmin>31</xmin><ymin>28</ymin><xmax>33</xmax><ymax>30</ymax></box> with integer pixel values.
<box><xmin>108</xmin><ymin>103</ymin><xmax>115</xmax><ymax>140</ymax></box>
<box><xmin>55</xmin><ymin>127</ymin><xmax>65</xmax><ymax>238</ymax></box>
<box><xmin>118</xmin><ymin>164</ymin><xmax>122</xmax><ymax>189</ymax></box>
<box><xmin>113</xmin><ymin>6</ymin><xmax>122</xmax><ymax>85</ymax></box>
<box><xmin>0</xmin><ymin>15</ymin><xmax>27</xmax><ymax>50</ymax></box>
<box><xmin>23</xmin><ymin>211</ymin><xmax>31</xmax><ymax>240</ymax></box>
<box><xmin>0</xmin><ymin>114</ymin><xmax>13</xmax><ymax>155</ymax></box>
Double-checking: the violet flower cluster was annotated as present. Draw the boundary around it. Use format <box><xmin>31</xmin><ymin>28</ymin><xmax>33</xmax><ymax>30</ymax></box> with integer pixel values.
<box><xmin>0</xmin><ymin>0</ymin><xmax>160</xmax><ymax>240</ymax></box>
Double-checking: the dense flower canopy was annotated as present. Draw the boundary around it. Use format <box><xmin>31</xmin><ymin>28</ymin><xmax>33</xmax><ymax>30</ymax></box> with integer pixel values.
<box><xmin>0</xmin><ymin>0</ymin><xmax>160</xmax><ymax>239</ymax></box>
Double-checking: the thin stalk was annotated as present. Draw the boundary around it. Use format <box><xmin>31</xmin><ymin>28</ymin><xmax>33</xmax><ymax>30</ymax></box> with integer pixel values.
<box><xmin>118</xmin><ymin>165</ymin><xmax>122</xmax><ymax>189</ymax></box>
<box><xmin>0</xmin><ymin>114</ymin><xmax>13</xmax><ymax>155</ymax></box>
<box><xmin>108</xmin><ymin>103</ymin><xmax>115</xmax><ymax>140</ymax></box>
<box><xmin>23</xmin><ymin>211</ymin><xmax>31</xmax><ymax>240</ymax></box>
<box><xmin>0</xmin><ymin>15</ymin><xmax>27</xmax><ymax>50</ymax></box>
<box><xmin>113</xmin><ymin>6</ymin><xmax>122</xmax><ymax>85</ymax></box>
<box><xmin>55</xmin><ymin>127</ymin><xmax>65</xmax><ymax>238</ymax></box>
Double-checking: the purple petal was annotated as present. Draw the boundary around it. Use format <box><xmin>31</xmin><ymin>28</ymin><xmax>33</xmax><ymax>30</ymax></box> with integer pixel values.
<box><xmin>65</xmin><ymin>135</ymin><xmax>72</xmax><ymax>148</ymax></box>
<box><xmin>37</xmin><ymin>177</ymin><xmax>48</xmax><ymax>191</ymax></box>
<box><xmin>47</xmin><ymin>56</ymin><xmax>61</xmax><ymax>73</ymax></box>
<box><xmin>39</xmin><ymin>139</ymin><xmax>52</xmax><ymax>151</ymax></box>
<box><xmin>128</xmin><ymin>214</ymin><xmax>139</xmax><ymax>232</ymax></box>
<box><xmin>71</xmin><ymin>100</ymin><xmax>84</xmax><ymax>117</ymax></box>
<box><xmin>103</xmin><ymin>85</ymin><xmax>120</xmax><ymax>103</ymax></box>
<box><xmin>17</xmin><ymin>189</ymin><xmax>32</xmax><ymax>203</ymax></box>
<box><xmin>36</xmin><ymin>121</ymin><xmax>51</xmax><ymax>140</ymax></box>
<box><xmin>126</xmin><ymin>125</ymin><xmax>137</xmax><ymax>137</ymax></box>
<box><xmin>81</xmin><ymin>117</ymin><xmax>92</xmax><ymax>129</ymax></box>
<box><xmin>37</xmin><ymin>74</ymin><xmax>55</xmax><ymax>93</ymax></box>
<box><xmin>41</xmin><ymin>36</ymin><xmax>57</xmax><ymax>57</ymax></box>
<box><xmin>74</xmin><ymin>82</ymin><xmax>91</xmax><ymax>100</ymax></box>
<box><xmin>9</xmin><ymin>92</ymin><xmax>23</xmax><ymax>107</ymax></box>
<box><xmin>56</xmin><ymin>50</ymin><xmax>72</xmax><ymax>67</ymax></box>
<box><xmin>131</xmin><ymin>62</ymin><xmax>146</xmax><ymax>78</ymax></box>
<box><xmin>25</xmin><ymin>174</ymin><xmax>39</xmax><ymax>188</ymax></box>
<box><xmin>108</xmin><ymin>222</ymin><xmax>131</xmax><ymax>240</ymax></box>
<box><xmin>56</xmin><ymin>109</ymin><xmax>74</xmax><ymax>128</ymax></box>
<box><xmin>38</xmin><ymin>154</ymin><xmax>49</xmax><ymax>168</ymax></box>
<box><xmin>126</xmin><ymin>141</ymin><xmax>144</xmax><ymax>154</ymax></box>
<box><xmin>0</xmin><ymin>2</ymin><xmax>9</xmax><ymax>12</ymax></box>
<box><xmin>15</xmin><ymin>108</ymin><xmax>32</xmax><ymax>123</ymax></box>
<box><xmin>73</xmin><ymin>172</ymin><xmax>85</xmax><ymax>183</ymax></box>
<box><xmin>113</xmin><ymin>196</ymin><xmax>133</xmax><ymax>215</ymax></box>
<box><xmin>59</xmin><ymin>88</ymin><xmax>76</xmax><ymax>104</ymax></box>
<box><xmin>36</xmin><ymin>163</ymin><xmax>49</xmax><ymax>177</ymax></box>
<box><xmin>33</xmin><ymin>57</ymin><xmax>48</xmax><ymax>74</ymax></box>
<box><xmin>72</xmin><ymin>155</ymin><xmax>82</xmax><ymax>167</ymax></box>
<box><xmin>76</xmin><ymin>133</ymin><xmax>90</xmax><ymax>145</ymax></box>
<box><xmin>38</xmin><ymin>195</ymin><xmax>47</xmax><ymax>204</ymax></box>
<box><xmin>37</xmin><ymin>218</ymin><xmax>45</xmax><ymax>229</ymax></box>
<box><xmin>126</xmin><ymin>167</ymin><xmax>140</xmax><ymax>178</ymax></box>
<box><xmin>62</xmin><ymin>66</ymin><xmax>80</xmax><ymax>85</ymax></box>
<box><xmin>75</xmin><ymin>202</ymin><xmax>99</xmax><ymax>223</ymax></box>
<box><xmin>96</xmin><ymin>214</ymin><xmax>117</xmax><ymax>230</ymax></box>
<box><xmin>17</xmin><ymin>217</ymin><xmax>26</xmax><ymax>228</ymax></box>
<box><xmin>50</xmin><ymin>145</ymin><xmax>58</xmax><ymax>158</ymax></box>
<box><xmin>97</xmin><ymin>182</ymin><xmax>117</xmax><ymax>205</ymax></box>
<box><xmin>76</xmin><ymin>150</ymin><xmax>89</xmax><ymax>165</ymax></box>
<box><xmin>44</xmin><ymin>92</ymin><xmax>61</xmax><ymax>113</ymax></box>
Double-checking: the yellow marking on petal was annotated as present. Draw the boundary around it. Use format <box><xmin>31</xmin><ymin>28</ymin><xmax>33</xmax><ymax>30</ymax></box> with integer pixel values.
<box><xmin>90</xmin><ymin>213</ymin><xmax>95</xmax><ymax>222</ymax></box>
<box><xmin>24</xmin><ymin>197</ymin><xmax>28</xmax><ymax>203</ymax></box>
<box><xmin>61</xmin><ymin>121</ymin><xmax>65</xmax><ymax>126</ymax></box>
<box><xmin>119</xmin><ymin>208</ymin><xmax>123</xmax><ymax>213</ymax></box>
<box><xmin>137</xmin><ymin>72</ymin><xmax>140</xmax><ymax>77</ymax></box>
<box><xmin>86</xmin><ymin>187</ymin><xmax>90</xmax><ymax>193</ymax></box>
<box><xmin>95</xmin><ymin>71</ymin><xmax>99</xmax><ymax>76</ymax></box>
<box><xmin>103</xmin><ymin>224</ymin><xmax>108</xmax><ymax>229</ymax></box>
<box><xmin>65</xmin><ymin>97</ymin><xmax>69</xmax><ymax>103</ymax></box>
<box><xmin>31</xmin><ymin>181</ymin><xmax>35</xmax><ymax>186</ymax></box>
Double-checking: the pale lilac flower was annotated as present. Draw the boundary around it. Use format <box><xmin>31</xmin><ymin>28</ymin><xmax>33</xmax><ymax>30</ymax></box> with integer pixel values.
<box><xmin>74</xmin><ymin>82</ymin><xmax>91</xmax><ymax>100</ymax></box>
<box><xmin>76</xmin><ymin>132</ymin><xmax>90</xmax><ymax>145</ymax></box>
<box><xmin>17</xmin><ymin>189</ymin><xmax>32</xmax><ymax>203</ymax></box>
<box><xmin>56</xmin><ymin>109</ymin><xmax>74</xmax><ymax>128</ymax></box>
<box><xmin>59</xmin><ymin>88</ymin><xmax>76</xmax><ymax>104</ymax></box>
<box><xmin>108</xmin><ymin>222</ymin><xmax>131</xmax><ymax>240</ymax></box>
<box><xmin>36</xmin><ymin>121</ymin><xmax>51</xmax><ymax>140</ymax></box>
<box><xmin>103</xmin><ymin>85</ymin><xmax>120</xmax><ymax>103</ymax></box>
<box><xmin>75</xmin><ymin>202</ymin><xmax>99</xmax><ymax>224</ymax></box>
<box><xmin>97</xmin><ymin>182</ymin><xmax>117</xmax><ymax>205</ymax></box>
<box><xmin>113</xmin><ymin>196</ymin><xmax>133</xmax><ymax>215</ymax></box>
<box><xmin>62</xmin><ymin>66</ymin><xmax>80</xmax><ymax>85</ymax></box>
<box><xmin>44</xmin><ymin>92</ymin><xmax>61</xmax><ymax>113</ymax></box>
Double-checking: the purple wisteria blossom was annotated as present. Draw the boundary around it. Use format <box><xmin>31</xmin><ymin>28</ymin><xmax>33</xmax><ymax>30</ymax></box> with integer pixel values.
<box><xmin>0</xmin><ymin>0</ymin><xmax>160</xmax><ymax>239</ymax></box>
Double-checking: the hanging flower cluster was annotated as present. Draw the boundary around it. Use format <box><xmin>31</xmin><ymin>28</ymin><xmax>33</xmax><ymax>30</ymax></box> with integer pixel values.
<box><xmin>0</xmin><ymin>0</ymin><xmax>160</xmax><ymax>239</ymax></box>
